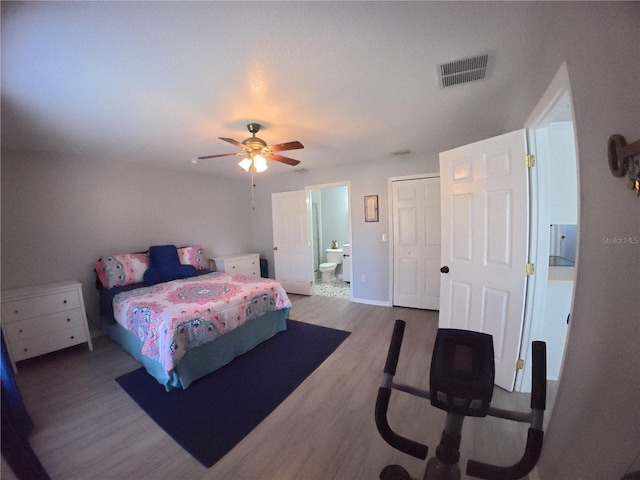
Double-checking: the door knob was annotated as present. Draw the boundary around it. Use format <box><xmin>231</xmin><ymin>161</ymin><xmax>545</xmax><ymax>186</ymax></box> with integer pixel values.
<box><xmin>440</xmin><ymin>266</ymin><xmax>450</xmax><ymax>273</ymax></box>
<box><xmin>273</xmin><ymin>246</ymin><xmax>278</xmax><ymax>251</ymax></box>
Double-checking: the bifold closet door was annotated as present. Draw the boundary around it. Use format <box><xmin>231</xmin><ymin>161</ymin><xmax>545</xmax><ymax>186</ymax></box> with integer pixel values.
<box><xmin>392</xmin><ymin>177</ymin><xmax>441</xmax><ymax>310</ymax></box>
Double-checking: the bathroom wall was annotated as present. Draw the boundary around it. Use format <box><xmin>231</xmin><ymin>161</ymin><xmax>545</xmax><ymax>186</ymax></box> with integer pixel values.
<box><xmin>319</xmin><ymin>186</ymin><xmax>349</xmax><ymax>263</ymax></box>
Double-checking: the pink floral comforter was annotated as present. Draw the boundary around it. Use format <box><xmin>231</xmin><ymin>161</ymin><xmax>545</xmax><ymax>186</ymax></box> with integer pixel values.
<box><xmin>113</xmin><ymin>272</ymin><xmax>291</xmax><ymax>375</ymax></box>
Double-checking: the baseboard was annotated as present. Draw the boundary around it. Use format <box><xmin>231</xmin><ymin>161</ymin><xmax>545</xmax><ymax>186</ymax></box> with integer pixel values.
<box><xmin>351</xmin><ymin>297</ymin><xmax>392</xmax><ymax>307</ymax></box>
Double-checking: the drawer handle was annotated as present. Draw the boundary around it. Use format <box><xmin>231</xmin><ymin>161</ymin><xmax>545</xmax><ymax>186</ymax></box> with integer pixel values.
<box><xmin>19</xmin><ymin>329</ymin><xmax>23</xmax><ymax>333</ymax></box>
<box><xmin>23</xmin><ymin>348</ymin><xmax>28</xmax><ymax>352</ymax></box>
<box><xmin>67</xmin><ymin>318</ymin><xmax>71</xmax><ymax>322</ymax></box>
<box><xmin>63</xmin><ymin>300</ymin><xmax>68</xmax><ymax>304</ymax></box>
<box><xmin>70</xmin><ymin>336</ymin><xmax>75</xmax><ymax>340</ymax></box>
<box><xmin>14</xmin><ymin>310</ymin><xmax>18</xmax><ymax>314</ymax></box>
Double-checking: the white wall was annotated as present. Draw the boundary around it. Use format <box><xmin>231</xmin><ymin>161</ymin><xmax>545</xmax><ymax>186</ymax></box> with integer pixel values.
<box><xmin>547</xmin><ymin>122</ymin><xmax>578</xmax><ymax>225</ymax></box>
<box><xmin>0</xmin><ymin>148</ymin><xmax>439</xmax><ymax>316</ymax></box>
<box><xmin>1</xmin><ymin>152</ymin><xmax>253</xmax><ymax>325</ymax></box>
<box><xmin>525</xmin><ymin>3</ymin><xmax>640</xmax><ymax>479</ymax></box>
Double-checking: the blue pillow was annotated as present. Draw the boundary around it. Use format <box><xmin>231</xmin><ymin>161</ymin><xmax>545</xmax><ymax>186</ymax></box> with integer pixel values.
<box><xmin>143</xmin><ymin>245</ymin><xmax>197</xmax><ymax>285</ymax></box>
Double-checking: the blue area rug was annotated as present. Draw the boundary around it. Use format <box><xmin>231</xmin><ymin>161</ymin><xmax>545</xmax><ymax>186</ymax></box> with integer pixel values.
<box><xmin>115</xmin><ymin>319</ymin><xmax>350</xmax><ymax>467</ymax></box>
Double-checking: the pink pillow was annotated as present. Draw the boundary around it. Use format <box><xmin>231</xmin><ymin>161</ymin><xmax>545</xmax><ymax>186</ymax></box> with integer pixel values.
<box><xmin>95</xmin><ymin>260</ymin><xmax>108</xmax><ymax>288</ymax></box>
<box><xmin>178</xmin><ymin>245</ymin><xmax>208</xmax><ymax>270</ymax></box>
<box><xmin>97</xmin><ymin>253</ymin><xmax>149</xmax><ymax>288</ymax></box>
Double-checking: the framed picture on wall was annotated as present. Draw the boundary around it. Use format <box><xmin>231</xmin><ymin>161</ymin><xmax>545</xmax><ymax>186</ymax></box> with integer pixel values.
<box><xmin>364</xmin><ymin>195</ymin><xmax>379</xmax><ymax>222</ymax></box>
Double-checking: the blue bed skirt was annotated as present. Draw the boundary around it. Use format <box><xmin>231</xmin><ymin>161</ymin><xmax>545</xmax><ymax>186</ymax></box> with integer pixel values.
<box><xmin>102</xmin><ymin>309</ymin><xmax>289</xmax><ymax>390</ymax></box>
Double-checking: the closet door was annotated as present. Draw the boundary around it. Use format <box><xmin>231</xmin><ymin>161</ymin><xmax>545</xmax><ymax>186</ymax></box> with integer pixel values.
<box><xmin>392</xmin><ymin>177</ymin><xmax>441</xmax><ymax>310</ymax></box>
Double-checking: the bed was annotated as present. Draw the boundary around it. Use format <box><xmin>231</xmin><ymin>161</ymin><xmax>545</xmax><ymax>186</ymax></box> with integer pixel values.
<box><xmin>96</xmin><ymin>245</ymin><xmax>291</xmax><ymax>390</ymax></box>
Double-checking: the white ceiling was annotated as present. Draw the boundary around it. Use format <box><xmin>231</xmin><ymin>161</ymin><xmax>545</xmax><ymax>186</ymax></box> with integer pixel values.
<box><xmin>2</xmin><ymin>1</ymin><xmax>561</xmax><ymax>179</ymax></box>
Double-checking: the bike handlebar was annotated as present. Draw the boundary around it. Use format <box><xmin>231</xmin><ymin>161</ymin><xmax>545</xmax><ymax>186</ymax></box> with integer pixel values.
<box><xmin>466</xmin><ymin>340</ymin><xmax>547</xmax><ymax>480</ymax></box>
<box><xmin>466</xmin><ymin>428</ymin><xmax>544</xmax><ymax>480</ymax></box>
<box><xmin>530</xmin><ymin>341</ymin><xmax>547</xmax><ymax>411</ymax></box>
<box><xmin>375</xmin><ymin>386</ymin><xmax>429</xmax><ymax>460</ymax></box>
<box><xmin>384</xmin><ymin>319</ymin><xmax>406</xmax><ymax>375</ymax></box>
<box><xmin>375</xmin><ymin>320</ymin><xmax>428</xmax><ymax>460</ymax></box>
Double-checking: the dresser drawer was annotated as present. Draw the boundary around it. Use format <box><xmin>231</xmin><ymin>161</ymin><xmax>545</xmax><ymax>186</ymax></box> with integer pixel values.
<box><xmin>226</xmin><ymin>258</ymin><xmax>259</xmax><ymax>275</ymax></box>
<box><xmin>10</xmin><ymin>325</ymin><xmax>88</xmax><ymax>362</ymax></box>
<box><xmin>2</xmin><ymin>290</ymin><xmax>81</xmax><ymax>323</ymax></box>
<box><xmin>3</xmin><ymin>308</ymin><xmax>85</xmax><ymax>343</ymax></box>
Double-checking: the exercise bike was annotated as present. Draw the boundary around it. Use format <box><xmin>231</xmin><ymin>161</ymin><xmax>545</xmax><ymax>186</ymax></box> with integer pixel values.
<box><xmin>375</xmin><ymin>320</ymin><xmax>546</xmax><ymax>480</ymax></box>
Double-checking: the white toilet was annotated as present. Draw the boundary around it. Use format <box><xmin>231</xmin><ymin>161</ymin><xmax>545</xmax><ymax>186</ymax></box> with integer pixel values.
<box><xmin>319</xmin><ymin>248</ymin><xmax>343</xmax><ymax>283</ymax></box>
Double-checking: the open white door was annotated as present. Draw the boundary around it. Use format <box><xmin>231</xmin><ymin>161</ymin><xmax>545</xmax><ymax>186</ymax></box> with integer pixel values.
<box><xmin>272</xmin><ymin>190</ymin><xmax>313</xmax><ymax>295</ymax></box>
<box><xmin>439</xmin><ymin>130</ymin><xmax>529</xmax><ymax>391</ymax></box>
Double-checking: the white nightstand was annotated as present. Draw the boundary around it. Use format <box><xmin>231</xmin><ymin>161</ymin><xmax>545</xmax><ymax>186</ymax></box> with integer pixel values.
<box><xmin>212</xmin><ymin>253</ymin><xmax>260</xmax><ymax>277</ymax></box>
<box><xmin>1</xmin><ymin>280</ymin><xmax>93</xmax><ymax>373</ymax></box>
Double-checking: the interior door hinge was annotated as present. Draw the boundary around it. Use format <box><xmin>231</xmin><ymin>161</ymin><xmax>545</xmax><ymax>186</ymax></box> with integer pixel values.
<box><xmin>516</xmin><ymin>358</ymin><xmax>525</xmax><ymax>370</ymax></box>
<box><xmin>526</xmin><ymin>154</ymin><xmax>536</xmax><ymax>168</ymax></box>
<box><xmin>525</xmin><ymin>263</ymin><xmax>536</xmax><ymax>276</ymax></box>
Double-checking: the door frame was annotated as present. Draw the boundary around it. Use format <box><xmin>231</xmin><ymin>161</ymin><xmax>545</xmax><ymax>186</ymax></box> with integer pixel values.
<box><xmin>387</xmin><ymin>173</ymin><xmax>440</xmax><ymax>307</ymax></box>
<box><xmin>305</xmin><ymin>181</ymin><xmax>353</xmax><ymax>298</ymax></box>
<box><xmin>517</xmin><ymin>61</ymin><xmax>579</xmax><ymax>392</ymax></box>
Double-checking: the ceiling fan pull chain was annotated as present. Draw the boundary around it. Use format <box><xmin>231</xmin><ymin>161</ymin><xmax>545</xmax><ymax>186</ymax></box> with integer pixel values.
<box><xmin>251</xmin><ymin>168</ymin><xmax>256</xmax><ymax>210</ymax></box>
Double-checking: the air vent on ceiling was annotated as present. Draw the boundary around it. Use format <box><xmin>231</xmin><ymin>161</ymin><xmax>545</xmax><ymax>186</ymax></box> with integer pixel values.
<box><xmin>391</xmin><ymin>149</ymin><xmax>412</xmax><ymax>156</ymax></box>
<box><xmin>438</xmin><ymin>54</ymin><xmax>489</xmax><ymax>88</ymax></box>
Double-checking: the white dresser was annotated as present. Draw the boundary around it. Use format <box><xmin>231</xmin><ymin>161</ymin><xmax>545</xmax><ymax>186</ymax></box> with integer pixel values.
<box><xmin>1</xmin><ymin>280</ymin><xmax>93</xmax><ymax>373</ymax></box>
<box><xmin>212</xmin><ymin>253</ymin><xmax>260</xmax><ymax>277</ymax></box>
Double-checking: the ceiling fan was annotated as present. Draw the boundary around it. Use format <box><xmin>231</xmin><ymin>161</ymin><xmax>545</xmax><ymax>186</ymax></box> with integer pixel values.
<box><xmin>198</xmin><ymin>123</ymin><xmax>304</xmax><ymax>172</ymax></box>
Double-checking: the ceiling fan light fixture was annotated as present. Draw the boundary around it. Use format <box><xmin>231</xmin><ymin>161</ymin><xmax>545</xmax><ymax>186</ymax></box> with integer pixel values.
<box><xmin>199</xmin><ymin>123</ymin><xmax>303</xmax><ymax>171</ymax></box>
<box><xmin>238</xmin><ymin>157</ymin><xmax>252</xmax><ymax>171</ymax></box>
<box><xmin>253</xmin><ymin>154</ymin><xmax>268</xmax><ymax>172</ymax></box>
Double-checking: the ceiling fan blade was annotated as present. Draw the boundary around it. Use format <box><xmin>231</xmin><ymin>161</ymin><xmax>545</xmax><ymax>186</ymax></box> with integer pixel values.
<box><xmin>267</xmin><ymin>153</ymin><xmax>301</xmax><ymax>166</ymax></box>
<box><xmin>268</xmin><ymin>141</ymin><xmax>304</xmax><ymax>152</ymax></box>
<box><xmin>197</xmin><ymin>152</ymin><xmax>241</xmax><ymax>160</ymax></box>
<box><xmin>218</xmin><ymin>137</ymin><xmax>245</xmax><ymax>149</ymax></box>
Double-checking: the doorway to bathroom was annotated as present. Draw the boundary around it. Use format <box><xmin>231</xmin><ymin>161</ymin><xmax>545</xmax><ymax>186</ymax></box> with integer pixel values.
<box><xmin>307</xmin><ymin>182</ymin><xmax>352</xmax><ymax>300</ymax></box>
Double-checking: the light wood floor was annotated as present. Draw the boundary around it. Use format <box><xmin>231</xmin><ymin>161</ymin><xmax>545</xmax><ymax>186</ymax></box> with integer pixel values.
<box><xmin>2</xmin><ymin>295</ymin><xmax>554</xmax><ymax>480</ymax></box>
